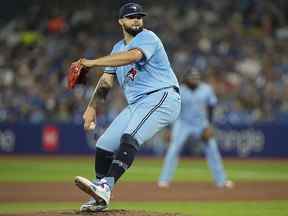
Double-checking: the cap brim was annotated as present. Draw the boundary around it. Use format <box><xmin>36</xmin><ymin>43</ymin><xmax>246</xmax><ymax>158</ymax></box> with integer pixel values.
<box><xmin>122</xmin><ymin>12</ymin><xmax>147</xmax><ymax>18</ymax></box>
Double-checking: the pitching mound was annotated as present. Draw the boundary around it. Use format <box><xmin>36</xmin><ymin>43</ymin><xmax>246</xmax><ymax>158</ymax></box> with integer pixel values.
<box><xmin>3</xmin><ymin>209</ymin><xmax>183</xmax><ymax>216</ymax></box>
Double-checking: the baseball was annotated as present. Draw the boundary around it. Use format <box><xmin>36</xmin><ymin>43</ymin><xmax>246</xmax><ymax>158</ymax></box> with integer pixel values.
<box><xmin>89</xmin><ymin>122</ymin><xmax>96</xmax><ymax>130</ymax></box>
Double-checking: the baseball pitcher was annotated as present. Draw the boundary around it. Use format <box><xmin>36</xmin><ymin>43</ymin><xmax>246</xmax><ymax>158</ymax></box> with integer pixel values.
<box><xmin>70</xmin><ymin>3</ymin><xmax>181</xmax><ymax>212</ymax></box>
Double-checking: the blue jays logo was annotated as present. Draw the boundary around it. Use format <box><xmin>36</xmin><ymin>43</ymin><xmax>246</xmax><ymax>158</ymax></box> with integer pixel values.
<box><xmin>127</xmin><ymin>67</ymin><xmax>138</xmax><ymax>81</ymax></box>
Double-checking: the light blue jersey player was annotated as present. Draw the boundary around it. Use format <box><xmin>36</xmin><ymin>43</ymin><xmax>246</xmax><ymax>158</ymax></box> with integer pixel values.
<box><xmin>73</xmin><ymin>3</ymin><xmax>181</xmax><ymax>212</ymax></box>
<box><xmin>158</xmin><ymin>69</ymin><xmax>233</xmax><ymax>189</ymax></box>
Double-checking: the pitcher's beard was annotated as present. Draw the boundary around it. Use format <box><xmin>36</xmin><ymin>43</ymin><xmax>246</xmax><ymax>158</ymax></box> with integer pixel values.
<box><xmin>124</xmin><ymin>24</ymin><xmax>143</xmax><ymax>36</ymax></box>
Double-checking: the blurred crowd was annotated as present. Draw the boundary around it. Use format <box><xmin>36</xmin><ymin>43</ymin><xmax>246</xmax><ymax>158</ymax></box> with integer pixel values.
<box><xmin>1</xmin><ymin>0</ymin><xmax>288</xmax><ymax>125</ymax></box>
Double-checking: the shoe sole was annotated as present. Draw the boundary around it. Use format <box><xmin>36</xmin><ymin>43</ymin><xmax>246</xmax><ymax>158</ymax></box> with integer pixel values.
<box><xmin>74</xmin><ymin>176</ymin><xmax>105</xmax><ymax>204</ymax></box>
<box><xmin>80</xmin><ymin>205</ymin><xmax>107</xmax><ymax>212</ymax></box>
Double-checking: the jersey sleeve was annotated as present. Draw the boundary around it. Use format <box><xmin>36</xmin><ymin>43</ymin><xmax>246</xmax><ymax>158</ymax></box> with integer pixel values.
<box><xmin>103</xmin><ymin>45</ymin><xmax>118</xmax><ymax>74</ymax></box>
<box><xmin>207</xmin><ymin>86</ymin><xmax>218</xmax><ymax>106</ymax></box>
<box><xmin>127</xmin><ymin>31</ymin><xmax>159</xmax><ymax>63</ymax></box>
<box><xmin>104</xmin><ymin>66</ymin><xmax>116</xmax><ymax>74</ymax></box>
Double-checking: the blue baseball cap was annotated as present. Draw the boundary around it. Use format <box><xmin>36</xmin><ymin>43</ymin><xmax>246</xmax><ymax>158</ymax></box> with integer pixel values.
<box><xmin>119</xmin><ymin>3</ymin><xmax>147</xmax><ymax>18</ymax></box>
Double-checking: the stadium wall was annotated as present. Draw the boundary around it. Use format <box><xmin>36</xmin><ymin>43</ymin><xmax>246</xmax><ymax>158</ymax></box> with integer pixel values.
<box><xmin>0</xmin><ymin>122</ymin><xmax>288</xmax><ymax>157</ymax></box>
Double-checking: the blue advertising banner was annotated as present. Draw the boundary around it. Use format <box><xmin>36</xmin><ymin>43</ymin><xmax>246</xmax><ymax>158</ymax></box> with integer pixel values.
<box><xmin>0</xmin><ymin>122</ymin><xmax>288</xmax><ymax>157</ymax></box>
<box><xmin>216</xmin><ymin>122</ymin><xmax>288</xmax><ymax>157</ymax></box>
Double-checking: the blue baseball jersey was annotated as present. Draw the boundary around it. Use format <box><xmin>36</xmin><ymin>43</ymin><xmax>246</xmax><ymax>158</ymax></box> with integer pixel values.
<box><xmin>179</xmin><ymin>83</ymin><xmax>217</xmax><ymax>128</ymax></box>
<box><xmin>104</xmin><ymin>29</ymin><xmax>179</xmax><ymax>104</ymax></box>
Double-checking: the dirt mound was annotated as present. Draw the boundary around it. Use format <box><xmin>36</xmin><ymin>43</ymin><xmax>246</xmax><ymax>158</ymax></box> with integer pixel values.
<box><xmin>3</xmin><ymin>209</ymin><xmax>183</xmax><ymax>216</ymax></box>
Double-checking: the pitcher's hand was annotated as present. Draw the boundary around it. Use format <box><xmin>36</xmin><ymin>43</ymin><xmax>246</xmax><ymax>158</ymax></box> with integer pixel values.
<box><xmin>83</xmin><ymin>105</ymin><xmax>96</xmax><ymax>131</ymax></box>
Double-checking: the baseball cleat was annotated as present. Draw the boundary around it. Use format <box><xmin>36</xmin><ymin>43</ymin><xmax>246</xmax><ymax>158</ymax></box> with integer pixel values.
<box><xmin>223</xmin><ymin>180</ymin><xmax>234</xmax><ymax>189</ymax></box>
<box><xmin>75</xmin><ymin>176</ymin><xmax>111</xmax><ymax>207</ymax></box>
<box><xmin>79</xmin><ymin>197</ymin><xmax>107</xmax><ymax>212</ymax></box>
<box><xmin>157</xmin><ymin>181</ymin><xmax>170</xmax><ymax>188</ymax></box>
<box><xmin>217</xmin><ymin>180</ymin><xmax>235</xmax><ymax>189</ymax></box>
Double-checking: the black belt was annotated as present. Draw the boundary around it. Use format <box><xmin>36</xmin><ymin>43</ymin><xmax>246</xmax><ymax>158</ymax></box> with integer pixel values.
<box><xmin>146</xmin><ymin>86</ymin><xmax>179</xmax><ymax>95</ymax></box>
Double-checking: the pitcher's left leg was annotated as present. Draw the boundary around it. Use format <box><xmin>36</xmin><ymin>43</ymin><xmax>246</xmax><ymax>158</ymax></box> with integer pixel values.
<box><xmin>101</xmin><ymin>90</ymin><xmax>181</xmax><ymax>194</ymax></box>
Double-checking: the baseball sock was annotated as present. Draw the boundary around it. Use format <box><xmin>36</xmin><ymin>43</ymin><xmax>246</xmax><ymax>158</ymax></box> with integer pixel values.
<box><xmin>95</xmin><ymin>147</ymin><xmax>114</xmax><ymax>180</ymax></box>
<box><xmin>105</xmin><ymin>134</ymin><xmax>138</xmax><ymax>188</ymax></box>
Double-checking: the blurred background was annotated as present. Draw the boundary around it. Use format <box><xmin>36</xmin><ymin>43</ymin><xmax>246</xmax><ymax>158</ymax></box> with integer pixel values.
<box><xmin>1</xmin><ymin>0</ymin><xmax>288</xmax><ymax>157</ymax></box>
<box><xmin>1</xmin><ymin>1</ymin><xmax>288</xmax><ymax>216</ymax></box>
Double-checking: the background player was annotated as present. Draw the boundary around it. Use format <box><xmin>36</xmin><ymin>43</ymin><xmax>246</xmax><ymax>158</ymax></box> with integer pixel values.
<box><xmin>73</xmin><ymin>2</ymin><xmax>181</xmax><ymax>212</ymax></box>
<box><xmin>158</xmin><ymin>68</ymin><xmax>234</xmax><ymax>189</ymax></box>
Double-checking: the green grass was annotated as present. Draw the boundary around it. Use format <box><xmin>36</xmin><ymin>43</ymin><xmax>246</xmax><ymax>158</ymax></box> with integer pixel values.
<box><xmin>0</xmin><ymin>157</ymin><xmax>95</xmax><ymax>182</ymax></box>
<box><xmin>123</xmin><ymin>159</ymin><xmax>288</xmax><ymax>182</ymax></box>
<box><xmin>0</xmin><ymin>157</ymin><xmax>288</xmax><ymax>182</ymax></box>
<box><xmin>0</xmin><ymin>202</ymin><xmax>78</xmax><ymax>214</ymax></box>
<box><xmin>0</xmin><ymin>201</ymin><xmax>288</xmax><ymax>216</ymax></box>
<box><xmin>0</xmin><ymin>157</ymin><xmax>287</xmax><ymax>215</ymax></box>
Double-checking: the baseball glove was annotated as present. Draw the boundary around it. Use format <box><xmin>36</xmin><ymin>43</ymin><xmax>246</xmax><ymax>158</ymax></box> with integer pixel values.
<box><xmin>67</xmin><ymin>60</ymin><xmax>89</xmax><ymax>89</ymax></box>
